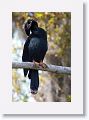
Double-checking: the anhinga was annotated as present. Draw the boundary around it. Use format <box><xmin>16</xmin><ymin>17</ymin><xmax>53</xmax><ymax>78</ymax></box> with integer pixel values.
<box><xmin>22</xmin><ymin>19</ymin><xmax>48</xmax><ymax>94</ymax></box>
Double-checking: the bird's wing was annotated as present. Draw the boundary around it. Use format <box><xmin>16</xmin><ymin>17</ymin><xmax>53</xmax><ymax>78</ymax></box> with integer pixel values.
<box><xmin>22</xmin><ymin>38</ymin><xmax>31</xmax><ymax>77</ymax></box>
<box><xmin>22</xmin><ymin>38</ymin><xmax>29</xmax><ymax>61</ymax></box>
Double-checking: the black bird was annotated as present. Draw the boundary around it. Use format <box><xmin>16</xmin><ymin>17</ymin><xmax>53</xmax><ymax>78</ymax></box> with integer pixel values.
<box><xmin>22</xmin><ymin>19</ymin><xmax>48</xmax><ymax>94</ymax></box>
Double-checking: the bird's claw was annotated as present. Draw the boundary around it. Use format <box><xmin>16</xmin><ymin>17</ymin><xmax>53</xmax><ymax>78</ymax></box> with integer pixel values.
<box><xmin>33</xmin><ymin>60</ymin><xmax>47</xmax><ymax>69</ymax></box>
<box><xmin>39</xmin><ymin>62</ymin><xmax>47</xmax><ymax>68</ymax></box>
<box><xmin>33</xmin><ymin>60</ymin><xmax>39</xmax><ymax>67</ymax></box>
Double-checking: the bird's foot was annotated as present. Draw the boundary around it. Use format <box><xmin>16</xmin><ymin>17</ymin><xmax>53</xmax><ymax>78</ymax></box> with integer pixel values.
<box><xmin>39</xmin><ymin>61</ymin><xmax>47</xmax><ymax>68</ymax></box>
<box><xmin>33</xmin><ymin>60</ymin><xmax>39</xmax><ymax>67</ymax></box>
<box><xmin>33</xmin><ymin>60</ymin><xmax>47</xmax><ymax>69</ymax></box>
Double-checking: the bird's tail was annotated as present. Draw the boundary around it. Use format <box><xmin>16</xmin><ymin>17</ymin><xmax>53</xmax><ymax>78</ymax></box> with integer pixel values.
<box><xmin>28</xmin><ymin>70</ymin><xmax>39</xmax><ymax>91</ymax></box>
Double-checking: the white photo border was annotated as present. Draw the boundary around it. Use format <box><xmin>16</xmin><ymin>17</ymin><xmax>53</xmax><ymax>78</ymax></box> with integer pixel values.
<box><xmin>0</xmin><ymin>0</ymin><xmax>83</xmax><ymax>114</ymax></box>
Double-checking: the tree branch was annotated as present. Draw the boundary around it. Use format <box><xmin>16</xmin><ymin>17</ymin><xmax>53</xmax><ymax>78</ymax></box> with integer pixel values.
<box><xmin>12</xmin><ymin>62</ymin><xmax>71</xmax><ymax>75</ymax></box>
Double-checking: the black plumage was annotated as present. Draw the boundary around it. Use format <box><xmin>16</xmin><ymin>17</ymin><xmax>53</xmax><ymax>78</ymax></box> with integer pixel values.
<box><xmin>22</xmin><ymin>19</ymin><xmax>48</xmax><ymax>94</ymax></box>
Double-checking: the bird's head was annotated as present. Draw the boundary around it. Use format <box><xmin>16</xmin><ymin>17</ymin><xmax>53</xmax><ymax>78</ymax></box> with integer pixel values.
<box><xmin>24</xmin><ymin>19</ymin><xmax>38</xmax><ymax>36</ymax></box>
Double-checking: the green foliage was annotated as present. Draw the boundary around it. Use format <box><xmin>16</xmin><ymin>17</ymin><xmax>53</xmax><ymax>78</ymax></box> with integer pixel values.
<box><xmin>22</xmin><ymin>94</ymin><xmax>29</xmax><ymax>102</ymax></box>
<box><xmin>66</xmin><ymin>95</ymin><xmax>71</xmax><ymax>102</ymax></box>
<box><xmin>12</xmin><ymin>69</ymin><xmax>20</xmax><ymax>93</ymax></box>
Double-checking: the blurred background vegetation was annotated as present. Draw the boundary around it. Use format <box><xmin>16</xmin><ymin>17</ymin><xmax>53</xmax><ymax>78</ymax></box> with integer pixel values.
<box><xmin>12</xmin><ymin>12</ymin><xmax>71</xmax><ymax>102</ymax></box>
